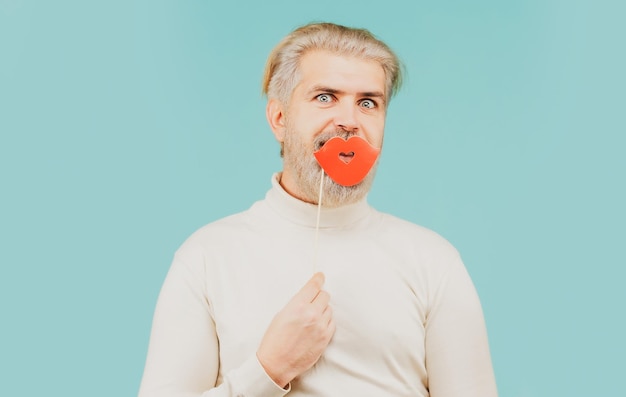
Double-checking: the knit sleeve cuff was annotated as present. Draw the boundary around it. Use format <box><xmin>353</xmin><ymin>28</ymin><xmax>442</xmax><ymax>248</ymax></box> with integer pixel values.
<box><xmin>226</xmin><ymin>355</ymin><xmax>291</xmax><ymax>397</ymax></box>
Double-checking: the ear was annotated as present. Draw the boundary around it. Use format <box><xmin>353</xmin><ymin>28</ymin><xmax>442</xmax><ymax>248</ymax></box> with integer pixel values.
<box><xmin>266</xmin><ymin>98</ymin><xmax>287</xmax><ymax>143</ymax></box>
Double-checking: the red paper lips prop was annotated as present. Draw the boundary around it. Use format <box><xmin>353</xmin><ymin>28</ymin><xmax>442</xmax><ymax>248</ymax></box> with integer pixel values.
<box><xmin>313</xmin><ymin>136</ymin><xmax>380</xmax><ymax>186</ymax></box>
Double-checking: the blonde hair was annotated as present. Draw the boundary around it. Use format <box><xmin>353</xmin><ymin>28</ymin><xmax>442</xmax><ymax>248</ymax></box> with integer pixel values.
<box><xmin>262</xmin><ymin>22</ymin><xmax>403</xmax><ymax>104</ymax></box>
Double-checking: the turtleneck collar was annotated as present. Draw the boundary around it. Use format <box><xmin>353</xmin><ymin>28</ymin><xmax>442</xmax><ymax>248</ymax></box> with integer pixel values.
<box><xmin>264</xmin><ymin>173</ymin><xmax>372</xmax><ymax>229</ymax></box>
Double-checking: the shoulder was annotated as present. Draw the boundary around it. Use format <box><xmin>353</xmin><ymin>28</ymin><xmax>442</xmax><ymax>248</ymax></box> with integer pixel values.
<box><xmin>190</xmin><ymin>210</ymin><xmax>254</xmax><ymax>242</ymax></box>
<box><xmin>372</xmin><ymin>209</ymin><xmax>460</xmax><ymax>260</ymax></box>
<box><xmin>366</xmin><ymin>209</ymin><xmax>473</xmax><ymax>306</ymax></box>
<box><xmin>183</xmin><ymin>203</ymin><xmax>257</xmax><ymax>246</ymax></box>
<box><xmin>173</xmin><ymin>203</ymin><xmax>262</xmax><ymax>262</ymax></box>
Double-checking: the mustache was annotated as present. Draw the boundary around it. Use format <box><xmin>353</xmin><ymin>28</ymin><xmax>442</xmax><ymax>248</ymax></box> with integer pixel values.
<box><xmin>314</xmin><ymin>129</ymin><xmax>358</xmax><ymax>151</ymax></box>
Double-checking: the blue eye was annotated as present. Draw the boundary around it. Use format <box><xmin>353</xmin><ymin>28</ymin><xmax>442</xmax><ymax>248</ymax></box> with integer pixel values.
<box><xmin>360</xmin><ymin>99</ymin><xmax>376</xmax><ymax>109</ymax></box>
<box><xmin>317</xmin><ymin>94</ymin><xmax>332</xmax><ymax>103</ymax></box>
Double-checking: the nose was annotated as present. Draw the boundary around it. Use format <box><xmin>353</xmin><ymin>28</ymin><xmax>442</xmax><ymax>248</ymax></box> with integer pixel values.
<box><xmin>333</xmin><ymin>101</ymin><xmax>359</xmax><ymax>133</ymax></box>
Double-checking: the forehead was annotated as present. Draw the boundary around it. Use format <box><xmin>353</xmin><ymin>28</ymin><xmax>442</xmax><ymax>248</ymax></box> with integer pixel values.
<box><xmin>295</xmin><ymin>51</ymin><xmax>386</xmax><ymax>96</ymax></box>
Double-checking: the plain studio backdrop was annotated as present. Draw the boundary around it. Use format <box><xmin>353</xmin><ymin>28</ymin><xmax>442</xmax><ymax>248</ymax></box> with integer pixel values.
<box><xmin>1</xmin><ymin>1</ymin><xmax>624</xmax><ymax>396</ymax></box>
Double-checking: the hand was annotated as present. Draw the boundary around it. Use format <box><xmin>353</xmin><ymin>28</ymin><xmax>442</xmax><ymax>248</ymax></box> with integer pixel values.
<box><xmin>257</xmin><ymin>272</ymin><xmax>335</xmax><ymax>388</ymax></box>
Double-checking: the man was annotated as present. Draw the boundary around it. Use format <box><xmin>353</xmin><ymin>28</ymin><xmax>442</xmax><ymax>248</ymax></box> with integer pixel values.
<box><xmin>139</xmin><ymin>22</ymin><xmax>497</xmax><ymax>397</ymax></box>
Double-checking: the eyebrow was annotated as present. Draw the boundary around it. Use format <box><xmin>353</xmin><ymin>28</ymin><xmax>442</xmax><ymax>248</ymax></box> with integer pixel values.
<box><xmin>307</xmin><ymin>86</ymin><xmax>387</xmax><ymax>104</ymax></box>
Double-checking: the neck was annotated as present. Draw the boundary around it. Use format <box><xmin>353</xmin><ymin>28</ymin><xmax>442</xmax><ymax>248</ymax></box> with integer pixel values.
<box><xmin>265</xmin><ymin>173</ymin><xmax>371</xmax><ymax>229</ymax></box>
<box><xmin>279</xmin><ymin>169</ymin><xmax>373</xmax><ymax>208</ymax></box>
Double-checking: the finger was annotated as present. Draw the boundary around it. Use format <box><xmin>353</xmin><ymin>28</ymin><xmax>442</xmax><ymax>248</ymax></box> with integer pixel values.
<box><xmin>327</xmin><ymin>317</ymin><xmax>336</xmax><ymax>339</ymax></box>
<box><xmin>311</xmin><ymin>290</ymin><xmax>330</xmax><ymax>311</ymax></box>
<box><xmin>321</xmin><ymin>304</ymin><xmax>333</xmax><ymax>326</ymax></box>
<box><xmin>296</xmin><ymin>272</ymin><xmax>325</xmax><ymax>303</ymax></box>
<box><xmin>321</xmin><ymin>308</ymin><xmax>335</xmax><ymax>344</ymax></box>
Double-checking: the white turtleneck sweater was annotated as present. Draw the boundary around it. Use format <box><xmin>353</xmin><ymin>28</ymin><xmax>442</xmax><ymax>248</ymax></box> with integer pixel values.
<box><xmin>138</xmin><ymin>174</ymin><xmax>497</xmax><ymax>397</ymax></box>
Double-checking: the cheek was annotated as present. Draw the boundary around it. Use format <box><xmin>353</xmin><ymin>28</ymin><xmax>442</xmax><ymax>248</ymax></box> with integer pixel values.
<box><xmin>308</xmin><ymin>109</ymin><xmax>336</xmax><ymax>129</ymax></box>
<box><xmin>290</xmin><ymin>108</ymin><xmax>333</xmax><ymax>133</ymax></box>
<box><xmin>365</xmin><ymin>117</ymin><xmax>386</xmax><ymax>147</ymax></box>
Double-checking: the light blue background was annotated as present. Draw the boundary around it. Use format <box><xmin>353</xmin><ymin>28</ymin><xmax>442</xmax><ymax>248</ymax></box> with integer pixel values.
<box><xmin>1</xmin><ymin>1</ymin><xmax>624</xmax><ymax>396</ymax></box>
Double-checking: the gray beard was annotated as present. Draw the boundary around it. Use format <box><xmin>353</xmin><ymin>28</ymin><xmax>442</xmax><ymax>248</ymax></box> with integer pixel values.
<box><xmin>283</xmin><ymin>129</ymin><xmax>378</xmax><ymax>208</ymax></box>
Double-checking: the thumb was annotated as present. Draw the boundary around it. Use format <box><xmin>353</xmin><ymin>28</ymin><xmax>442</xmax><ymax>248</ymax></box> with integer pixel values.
<box><xmin>296</xmin><ymin>272</ymin><xmax>325</xmax><ymax>303</ymax></box>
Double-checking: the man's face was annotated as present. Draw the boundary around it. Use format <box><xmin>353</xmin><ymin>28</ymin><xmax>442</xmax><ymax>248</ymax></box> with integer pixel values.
<box><xmin>269</xmin><ymin>50</ymin><xmax>387</xmax><ymax>207</ymax></box>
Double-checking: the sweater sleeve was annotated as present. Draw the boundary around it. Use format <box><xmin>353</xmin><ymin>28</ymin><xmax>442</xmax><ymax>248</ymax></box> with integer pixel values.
<box><xmin>137</xmin><ymin>246</ymin><xmax>290</xmax><ymax>397</ymax></box>
<box><xmin>424</xmin><ymin>252</ymin><xmax>498</xmax><ymax>397</ymax></box>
